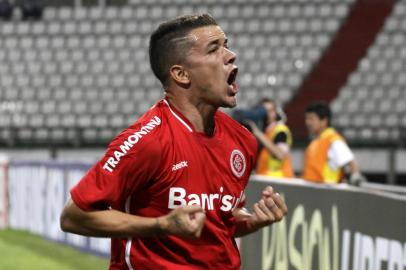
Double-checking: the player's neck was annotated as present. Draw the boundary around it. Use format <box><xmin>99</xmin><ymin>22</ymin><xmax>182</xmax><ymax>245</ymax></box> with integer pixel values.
<box><xmin>315</xmin><ymin>126</ymin><xmax>328</xmax><ymax>137</ymax></box>
<box><xmin>165</xmin><ymin>92</ymin><xmax>216</xmax><ymax>135</ymax></box>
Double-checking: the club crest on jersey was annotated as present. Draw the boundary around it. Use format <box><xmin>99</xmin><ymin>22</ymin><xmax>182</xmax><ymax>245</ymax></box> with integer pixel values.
<box><xmin>230</xmin><ymin>149</ymin><xmax>246</xmax><ymax>178</ymax></box>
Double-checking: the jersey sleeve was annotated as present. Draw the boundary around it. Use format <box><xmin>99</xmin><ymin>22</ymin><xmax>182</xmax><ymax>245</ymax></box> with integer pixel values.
<box><xmin>70</xmin><ymin>127</ymin><xmax>162</xmax><ymax>211</ymax></box>
<box><xmin>328</xmin><ymin>140</ymin><xmax>354</xmax><ymax>169</ymax></box>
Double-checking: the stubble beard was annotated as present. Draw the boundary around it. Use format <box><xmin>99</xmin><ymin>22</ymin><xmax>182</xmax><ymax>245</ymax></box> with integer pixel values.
<box><xmin>224</xmin><ymin>96</ymin><xmax>237</xmax><ymax>108</ymax></box>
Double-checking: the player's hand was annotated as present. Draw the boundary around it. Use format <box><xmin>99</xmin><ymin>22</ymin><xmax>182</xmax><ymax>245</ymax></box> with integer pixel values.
<box><xmin>349</xmin><ymin>172</ymin><xmax>367</xmax><ymax>186</ymax></box>
<box><xmin>158</xmin><ymin>205</ymin><xmax>206</xmax><ymax>239</ymax></box>
<box><xmin>243</xmin><ymin>186</ymin><xmax>288</xmax><ymax>231</ymax></box>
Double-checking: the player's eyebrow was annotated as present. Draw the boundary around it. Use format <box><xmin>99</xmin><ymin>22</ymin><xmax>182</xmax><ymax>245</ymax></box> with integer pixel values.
<box><xmin>206</xmin><ymin>37</ymin><xmax>228</xmax><ymax>49</ymax></box>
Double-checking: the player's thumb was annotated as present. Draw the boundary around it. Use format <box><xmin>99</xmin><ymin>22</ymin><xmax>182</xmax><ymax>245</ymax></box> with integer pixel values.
<box><xmin>262</xmin><ymin>186</ymin><xmax>274</xmax><ymax>198</ymax></box>
<box><xmin>184</xmin><ymin>205</ymin><xmax>206</xmax><ymax>225</ymax></box>
<box><xmin>183</xmin><ymin>204</ymin><xmax>205</xmax><ymax>214</ymax></box>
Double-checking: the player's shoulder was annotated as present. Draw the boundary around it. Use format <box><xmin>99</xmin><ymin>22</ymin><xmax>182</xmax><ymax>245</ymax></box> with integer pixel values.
<box><xmin>216</xmin><ymin>110</ymin><xmax>257</xmax><ymax>144</ymax></box>
<box><xmin>277</xmin><ymin>122</ymin><xmax>290</xmax><ymax>131</ymax></box>
<box><xmin>108</xmin><ymin>100</ymin><xmax>167</xmax><ymax>153</ymax></box>
<box><xmin>97</xmin><ymin>101</ymin><xmax>170</xmax><ymax>173</ymax></box>
<box><xmin>324</xmin><ymin>127</ymin><xmax>344</xmax><ymax>142</ymax></box>
<box><xmin>274</xmin><ymin>122</ymin><xmax>292</xmax><ymax>135</ymax></box>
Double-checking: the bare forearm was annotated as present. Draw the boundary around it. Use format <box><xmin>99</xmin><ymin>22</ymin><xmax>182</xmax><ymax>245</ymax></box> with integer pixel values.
<box><xmin>60</xmin><ymin>199</ymin><xmax>161</xmax><ymax>238</ymax></box>
<box><xmin>234</xmin><ymin>220</ymin><xmax>260</xmax><ymax>237</ymax></box>
<box><xmin>348</xmin><ymin>160</ymin><xmax>360</xmax><ymax>174</ymax></box>
<box><xmin>232</xmin><ymin>207</ymin><xmax>271</xmax><ymax>237</ymax></box>
<box><xmin>344</xmin><ymin>160</ymin><xmax>366</xmax><ymax>185</ymax></box>
<box><xmin>342</xmin><ymin>160</ymin><xmax>360</xmax><ymax>179</ymax></box>
<box><xmin>253</xmin><ymin>131</ymin><xmax>287</xmax><ymax>160</ymax></box>
<box><xmin>60</xmin><ymin>199</ymin><xmax>206</xmax><ymax>239</ymax></box>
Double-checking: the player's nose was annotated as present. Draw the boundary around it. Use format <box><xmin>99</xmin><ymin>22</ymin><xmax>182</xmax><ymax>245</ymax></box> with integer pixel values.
<box><xmin>224</xmin><ymin>47</ymin><xmax>236</xmax><ymax>65</ymax></box>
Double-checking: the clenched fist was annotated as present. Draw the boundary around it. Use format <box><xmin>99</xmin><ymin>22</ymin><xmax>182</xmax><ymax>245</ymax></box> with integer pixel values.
<box><xmin>157</xmin><ymin>205</ymin><xmax>206</xmax><ymax>239</ymax></box>
<box><xmin>233</xmin><ymin>186</ymin><xmax>288</xmax><ymax>234</ymax></box>
<box><xmin>250</xmin><ymin>186</ymin><xmax>287</xmax><ymax>227</ymax></box>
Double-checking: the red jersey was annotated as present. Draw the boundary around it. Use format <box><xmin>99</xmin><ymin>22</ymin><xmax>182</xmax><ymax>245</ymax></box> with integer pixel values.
<box><xmin>71</xmin><ymin>99</ymin><xmax>258</xmax><ymax>270</ymax></box>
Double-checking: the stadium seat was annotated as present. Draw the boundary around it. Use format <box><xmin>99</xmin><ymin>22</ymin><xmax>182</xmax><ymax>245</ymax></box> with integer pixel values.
<box><xmin>0</xmin><ymin>0</ymin><xmax>359</xmax><ymax>145</ymax></box>
<box><xmin>332</xmin><ymin>0</ymin><xmax>406</xmax><ymax>142</ymax></box>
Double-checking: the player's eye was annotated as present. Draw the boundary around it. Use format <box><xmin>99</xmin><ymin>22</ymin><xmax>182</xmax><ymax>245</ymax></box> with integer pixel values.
<box><xmin>208</xmin><ymin>46</ymin><xmax>218</xmax><ymax>53</ymax></box>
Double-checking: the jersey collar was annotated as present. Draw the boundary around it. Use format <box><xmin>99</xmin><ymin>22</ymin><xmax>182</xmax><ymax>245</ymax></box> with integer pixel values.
<box><xmin>162</xmin><ymin>99</ymin><xmax>193</xmax><ymax>133</ymax></box>
<box><xmin>162</xmin><ymin>99</ymin><xmax>219</xmax><ymax>138</ymax></box>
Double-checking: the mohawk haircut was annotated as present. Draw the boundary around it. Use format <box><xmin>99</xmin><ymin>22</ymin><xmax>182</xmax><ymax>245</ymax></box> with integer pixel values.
<box><xmin>149</xmin><ymin>14</ymin><xmax>218</xmax><ymax>87</ymax></box>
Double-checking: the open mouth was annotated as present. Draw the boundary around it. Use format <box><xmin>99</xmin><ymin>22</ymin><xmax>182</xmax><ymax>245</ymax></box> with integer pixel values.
<box><xmin>227</xmin><ymin>67</ymin><xmax>239</xmax><ymax>95</ymax></box>
<box><xmin>227</xmin><ymin>67</ymin><xmax>238</xmax><ymax>85</ymax></box>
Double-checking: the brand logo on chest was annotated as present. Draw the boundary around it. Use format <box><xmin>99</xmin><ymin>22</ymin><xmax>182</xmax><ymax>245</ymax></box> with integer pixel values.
<box><xmin>168</xmin><ymin>186</ymin><xmax>244</xmax><ymax>212</ymax></box>
<box><xmin>230</xmin><ymin>149</ymin><xmax>246</xmax><ymax>178</ymax></box>
<box><xmin>172</xmin><ymin>161</ymin><xmax>188</xmax><ymax>171</ymax></box>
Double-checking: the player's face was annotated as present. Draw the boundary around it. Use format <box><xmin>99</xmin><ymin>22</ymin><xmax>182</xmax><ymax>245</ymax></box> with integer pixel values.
<box><xmin>305</xmin><ymin>112</ymin><xmax>327</xmax><ymax>136</ymax></box>
<box><xmin>263</xmin><ymin>101</ymin><xmax>277</xmax><ymax>124</ymax></box>
<box><xmin>183</xmin><ymin>25</ymin><xmax>238</xmax><ymax>108</ymax></box>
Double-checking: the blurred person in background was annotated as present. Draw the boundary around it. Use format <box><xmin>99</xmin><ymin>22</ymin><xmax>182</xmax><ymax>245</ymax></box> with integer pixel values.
<box><xmin>0</xmin><ymin>0</ymin><xmax>13</xmax><ymax>20</ymax></box>
<box><xmin>248</xmin><ymin>98</ymin><xmax>294</xmax><ymax>178</ymax></box>
<box><xmin>302</xmin><ymin>101</ymin><xmax>366</xmax><ymax>185</ymax></box>
<box><xmin>60</xmin><ymin>14</ymin><xmax>287</xmax><ymax>270</ymax></box>
<box><xmin>20</xmin><ymin>0</ymin><xmax>43</xmax><ymax>20</ymax></box>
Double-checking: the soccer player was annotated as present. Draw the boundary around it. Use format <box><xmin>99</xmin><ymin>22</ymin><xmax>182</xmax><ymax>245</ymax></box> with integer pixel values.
<box><xmin>249</xmin><ymin>98</ymin><xmax>294</xmax><ymax>178</ymax></box>
<box><xmin>302</xmin><ymin>101</ymin><xmax>366</xmax><ymax>185</ymax></box>
<box><xmin>60</xmin><ymin>14</ymin><xmax>288</xmax><ymax>270</ymax></box>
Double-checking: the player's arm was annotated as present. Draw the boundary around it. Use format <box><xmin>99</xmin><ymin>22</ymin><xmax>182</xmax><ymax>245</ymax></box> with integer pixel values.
<box><xmin>247</xmin><ymin>121</ymin><xmax>289</xmax><ymax>160</ymax></box>
<box><xmin>60</xmin><ymin>123</ymin><xmax>206</xmax><ymax>239</ymax></box>
<box><xmin>330</xmin><ymin>140</ymin><xmax>366</xmax><ymax>185</ymax></box>
<box><xmin>343</xmin><ymin>159</ymin><xmax>367</xmax><ymax>186</ymax></box>
<box><xmin>60</xmin><ymin>198</ymin><xmax>206</xmax><ymax>239</ymax></box>
<box><xmin>344</xmin><ymin>159</ymin><xmax>360</xmax><ymax>175</ymax></box>
<box><xmin>233</xmin><ymin>186</ymin><xmax>287</xmax><ymax>237</ymax></box>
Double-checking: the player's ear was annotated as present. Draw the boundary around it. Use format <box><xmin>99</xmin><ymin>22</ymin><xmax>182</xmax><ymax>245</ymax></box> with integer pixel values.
<box><xmin>169</xmin><ymin>65</ymin><xmax>190</xmax><ymax>86</ymax></box>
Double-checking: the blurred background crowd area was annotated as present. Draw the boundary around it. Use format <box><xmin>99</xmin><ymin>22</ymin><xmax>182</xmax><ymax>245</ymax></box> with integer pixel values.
<box><xmin>0</xmin><ymin>0</ymin><xmax>405</xmax><ymax>185</ymax></box>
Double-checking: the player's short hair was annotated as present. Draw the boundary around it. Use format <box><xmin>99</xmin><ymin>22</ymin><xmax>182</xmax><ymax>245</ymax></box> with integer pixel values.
<box><xmin>258</xmin><ymin>97</ymin><xmax>286</xmax><ymax>123</ymax></box>
<box><xmin>149</xmin><ymin>14</ymin><xmax>218</xmax><ymax>87</ymax></box>
<box><xmin>305</xmin><ymin>101</ymin><xmax>332</xmax><ymax>125</ymax></box>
